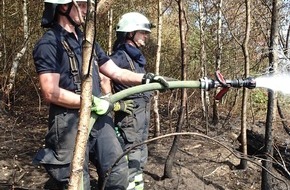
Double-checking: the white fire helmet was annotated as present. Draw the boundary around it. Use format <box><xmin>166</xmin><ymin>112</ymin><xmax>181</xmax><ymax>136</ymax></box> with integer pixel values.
<box><xmin>41</xmin><ymin>0</ymin><xmax>94</xmax><ymax>27</ymax></box>
<box><xmin>116</xmin><ymin>12</ymin><xmax>153</xmax><ymax>33</ymax></box>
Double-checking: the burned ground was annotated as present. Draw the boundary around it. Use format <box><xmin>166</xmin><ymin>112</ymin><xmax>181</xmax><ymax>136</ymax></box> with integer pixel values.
<box><xmin>1</xmin><ymin>101</ymin><xmax>290</xmax><ymax>190</ymax></box>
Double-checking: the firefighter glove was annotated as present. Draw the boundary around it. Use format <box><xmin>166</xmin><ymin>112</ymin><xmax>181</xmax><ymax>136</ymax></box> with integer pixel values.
<box><xmin>142</xmin><ymin>73</ymin><xmax>169</xmax><ymax>88</ymax></box>
<box><xmin>113</xmin><ymin>100</ymin><xmax>134</xmax><ymax>115</ymax></box>
<box><xmin>91</xmin><ymin>95</ymin><xmax>113</xmax><ymax>115</ymax></box>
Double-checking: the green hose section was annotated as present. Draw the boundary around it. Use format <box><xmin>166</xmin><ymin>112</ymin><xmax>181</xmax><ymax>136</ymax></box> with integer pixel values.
<box><xmin>89</xmin><ymin>80</ymin><xmax>201</xmax><ymax>131</ymax></box>
<box><xmin>110</xmin><ymin>80</ymin><xmax>201</xmax><ymax>103</ymax></box>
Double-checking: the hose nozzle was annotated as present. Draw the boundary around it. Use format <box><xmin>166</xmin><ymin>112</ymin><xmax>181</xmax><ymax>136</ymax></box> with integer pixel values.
<box><xmin>199</xmin><ymin>71</ymin><xmax>257</xmax><ymax>97</ymax></box>
<box><xmin>226</xmin><ymin>77</ymin><xmax>256</xmax><ymax>89</ymax></box>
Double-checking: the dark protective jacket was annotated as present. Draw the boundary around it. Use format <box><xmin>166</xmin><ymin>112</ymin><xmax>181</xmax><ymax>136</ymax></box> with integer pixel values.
<box><xmin>110</xmin><ymin>43</ymin><xmax>152</xmax><ymax>182</ymax></box>
<box><xmin>32</xmin><ymin>23</ymin><xmax>110</xmax><ymax>164</ymax></box>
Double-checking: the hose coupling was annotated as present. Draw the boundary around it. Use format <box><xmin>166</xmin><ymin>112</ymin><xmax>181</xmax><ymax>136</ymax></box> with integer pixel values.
<box><xmin>199</xmin><ymin>77</ymin><xmax>215</xmax><ymax>91</ymax></box>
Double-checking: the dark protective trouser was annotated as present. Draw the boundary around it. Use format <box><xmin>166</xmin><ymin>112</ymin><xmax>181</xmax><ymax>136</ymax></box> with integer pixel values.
<box><xmin>33</xmin><ymin>106</ymin><xmax>128</xmax><ymax>190</ymax></box>
<box><xmin>33</xmin><ymin>108</ymin><xmax>90</xmax><ymax>190</ymax></box>
<box><xmin>115</xmin><ymin>97</ymin><xmax>151</xmax><ymax>186</ymax></box>
<box><xmin>89</xmin><ymin>114</ymin><xmax>129</xmax><ymax>190</ymax></box>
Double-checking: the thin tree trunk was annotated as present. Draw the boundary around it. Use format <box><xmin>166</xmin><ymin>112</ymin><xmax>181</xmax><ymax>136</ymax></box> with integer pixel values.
<box><xmin>1</xmin><ymin>0</ymin><xmax>28</xmax><ymax>111</ymax></box>
<box><xmin>212</xmin><ymin>0</ymin><xmax>223</xmax><ymax>126</ymax></box>
<box><xmin>68</xmin><ymin>1</ymin><xmax>96</xmax><ymax>189</ymax></box>
<box><xmin>277</xmin><ymin>100</ymin><xmax>290</xmax><ymax>134</ymax></box>
<box><xmin>96</xmin><ymin>0</ymin><xmax>115</xmax><ymax>17</ymax></box>
<box><xmin>261</xmin><ymin>0</ymin><xmax>280</xmax><ymax>189</ymax></box>
<box><xmin>198</xmin><ymin>0</ymin><xmax>209</xmax><ymax>134</ymax></box>
<box><xmin>1</xmin><ymin>0</ymin><xmax>7</xmax><ymax>72</ymax></box>
<box><xmin>107</xmin><ymin>9</ymin><xmax>113</xmax><ymax>55</ymax></box>
<box><xmin>163</xmin><ymin>0</ymin><xmax>187</xmax><ymax>178</ymax></box>
<box><xmin>285</xmin><ymin>24</ymin><xmax>290</xmax><ymax>57</ymax></box>
<box><xmin>238</xmin><ymin>0</ymin><xmax>251</xmax><ymax>169</ymax></box>
<box><xmin>153</xmin><ymin>0</ymin><xmax>163</xmax><ymax>137</ymax></box>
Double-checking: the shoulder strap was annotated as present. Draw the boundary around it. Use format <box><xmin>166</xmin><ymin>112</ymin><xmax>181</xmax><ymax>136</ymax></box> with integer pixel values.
<box><xmin>61</xmin><ymin>40</ymin><xmax>82</xmax><ymax>94</ymax></box>
<box><xmin>122</xmin><ymin>51</ymin><xmax>136</xmax><ymax>72</ymax></box>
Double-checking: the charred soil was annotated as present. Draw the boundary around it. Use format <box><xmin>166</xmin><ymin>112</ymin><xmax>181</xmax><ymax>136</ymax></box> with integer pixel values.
<box><xmin>0</xmin><ymin>103</ymin><xmax>290</xmax><ymax>190</ymax></box>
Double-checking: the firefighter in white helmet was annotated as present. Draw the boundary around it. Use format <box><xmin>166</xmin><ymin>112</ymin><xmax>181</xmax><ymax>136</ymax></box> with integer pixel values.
<box><xmin>41</xmin><ymin>0</ymin><xmax>95</xmax><ymax>28</ymax></box>
<box><xmin>109</xmin><ymin>12</ymin><xmax>155</xmax><ymax>190</ymax></box>
<box><xmin>33</xmin><ymin>1</ymin><xmax>169</xmax><ymax>189</ymax></box>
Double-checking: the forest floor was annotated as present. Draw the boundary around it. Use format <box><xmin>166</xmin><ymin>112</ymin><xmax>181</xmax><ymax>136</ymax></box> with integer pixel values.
<box><xmin>1</xmin><ymin>103</ymin><xmax>290</xmax><ymax>190</ymax></box>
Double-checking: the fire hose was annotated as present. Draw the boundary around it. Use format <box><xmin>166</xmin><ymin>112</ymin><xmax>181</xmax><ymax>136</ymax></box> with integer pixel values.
<box><xmin>109</xmin><ymin>70</ymin><xmax>256</xmax><ymax>102</ymax></box>
<box><xmin>90</xmin><ymin>70</ymin><xmax>256</xmax><ymax>126</ymax></box>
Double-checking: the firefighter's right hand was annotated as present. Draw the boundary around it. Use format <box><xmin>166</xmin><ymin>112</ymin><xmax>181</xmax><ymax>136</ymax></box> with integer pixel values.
<box><xmin>91</xmin><ymin>96</ymin><xmax>113</xmax><ymax>115</ymax></box>
<box><xmin>142</xmin><ymin>73</ymin><xmax>169</xmax><ymax>88</ymax></box>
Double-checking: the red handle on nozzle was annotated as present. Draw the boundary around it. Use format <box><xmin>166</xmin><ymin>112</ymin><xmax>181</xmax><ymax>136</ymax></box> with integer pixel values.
<box><xmin>215</xmin><ymin>70</ymin><xmax>229</xmax><ymax>87</ymax></box>
<box><xmin>215</xmin><ymin>87</ymin><xmax>230</xmax><ymax>100</ymax></box>
<box><xmin>215</xmin><ymin>70</ymin><xmax>230</xmax><ymax>100</ymax></box>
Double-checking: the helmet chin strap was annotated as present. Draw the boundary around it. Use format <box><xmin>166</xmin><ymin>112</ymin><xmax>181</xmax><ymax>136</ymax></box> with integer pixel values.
<box><xmin>127</xmin><ymin>31</ymin><xmax>140</xmax><ymax>49</ymax></box>
<box><xmin>58</xmin><ymin>3</ymin><xmax>79</xmax><ymax>27</ymax></box>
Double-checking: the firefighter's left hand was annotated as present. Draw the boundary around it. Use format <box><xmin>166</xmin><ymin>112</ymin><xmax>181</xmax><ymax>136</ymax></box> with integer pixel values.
<box><xmin>113</xmin><ymin>100</ymin><xmax>134</xmax><ymax>115</ymax></box>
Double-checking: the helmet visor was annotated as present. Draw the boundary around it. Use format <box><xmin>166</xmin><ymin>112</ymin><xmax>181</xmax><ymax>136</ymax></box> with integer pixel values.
<box><xmin>144</xmin><ymin>23</ymin><xmax>155</xmax><ymax>30</ymax></box>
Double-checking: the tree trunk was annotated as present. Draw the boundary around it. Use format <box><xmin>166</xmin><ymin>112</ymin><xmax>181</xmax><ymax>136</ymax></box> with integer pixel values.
<box><xmin>261</xmin><ymin>0</ymin><xmax>280</xmax><ymax>189</ymax></box>
<box><xmin>238</xmin><ymin>0</ymin><xmax>251</xmax><ymax>169</ymax></box>
<box><xmin>153</xmin><ymin>0</ymin><xmax>163</xmax><ymax>137</ymax></box>
<box><xmin>1</xmin><ymin>0</ymin><xmax>7</xmax><ymax>72</ymax></box>
<box><xmin>285</xmin><ymin>24</ymin><xmax>290</xmax><ymax>57</ymax></box>
<box><xmin>96</xmin><ymin>0</ymin><xmax>115</xmax><ymax>17</ymax></box>
<box><xmin>68</xmin><ymin>1</ymin><xmax>97</xmax><ymax>189</ymax></box>
<box><xmin>163</xmin><ymin>0</ymin><xmax>187</xmax><ymax>178</ymax></box>
<box><xmin>198</xmin><ymin>0</ymin><xmax>209</xmax><ymax>134</ymax></box>
<box><xmin>107</xmin><ymin>9</ymin><xmax>113</xmax><ymax>55</ymax></box>
<box><xmin>277</xmin><ymin>100</ymin><xmax>290</xmax><ymax>134</ymax></box>
<box><xmin>1</xmin><ymin>0</ymin><xmax>28</xmax><ymax>112</ymax></box>
<box><xmin>212</xmin><ymin>0</ymin><xmax>223</xmax><ymax>126</ymax></box>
